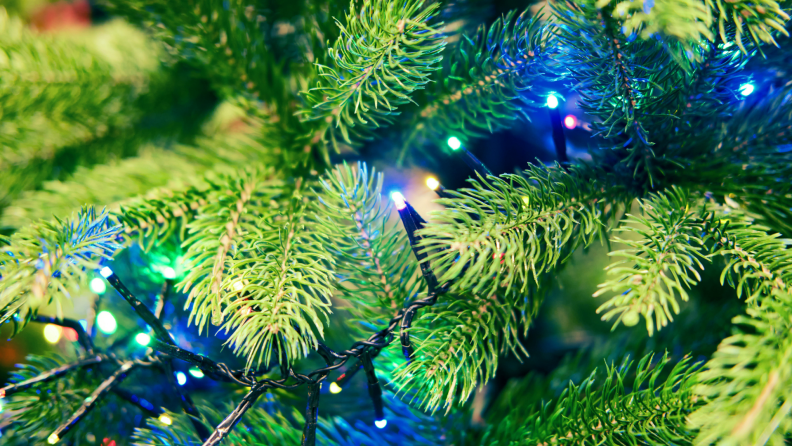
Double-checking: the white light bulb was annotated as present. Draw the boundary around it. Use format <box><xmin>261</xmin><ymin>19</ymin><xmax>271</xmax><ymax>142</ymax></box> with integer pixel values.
<box><xmin>447</xmin><ymin>136</ymin><xmax>462</xmax><ymax>150</ymax></box>
<box><xmin>390</xmin><ymin>192</ymin><xmax>407</xmax><ymax>211</ymax></box>
<box><xmin>135</xmin><ymin>333</ymin><xmax>151</xmax><ymax>346</ymax></box>
<box><xmin>375</xmin><ymin>419</ymin><xmax>387</xmax><ymax>429</ymax></box>
<box><xmin>546</xmin><ymin>94</ymin><xmax>559</xmax><ymax>109</ymax></box>
<box><xmin>329</xmin><ymin>382</ymin><xmax>342</xmax><ymax>394</ymax></box>
<box><xmin>99</xmin><ymin>267</ymin><xmax>113</xmax><ymax>278</ymax></box>
<box><xmin>90</xmin><ymin>277</ymin><xmax>107</xmax><ymax>294</ymax></box>
<box><xmin>740</xmin><ymin>83</ymin><xmax>755</xmax><ymax>96</ymax></box>
<box><xmin>175</xmin><ymin>372</ymin><xmax>187</xmax><ymax>386</ymax></box>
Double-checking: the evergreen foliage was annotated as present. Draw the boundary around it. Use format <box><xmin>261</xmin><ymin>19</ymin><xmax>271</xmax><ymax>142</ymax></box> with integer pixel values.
<box><xmin>0</xmin><ymin>0</ymin><xmax>791</xmax><ymax>445</ymax></box>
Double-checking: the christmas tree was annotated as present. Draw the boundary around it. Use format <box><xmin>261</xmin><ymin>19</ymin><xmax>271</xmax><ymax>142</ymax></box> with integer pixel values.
<box><xmin>1</xmin><ymin>0</ymin><xmax>791</xmax><ymax>444</ymax></box>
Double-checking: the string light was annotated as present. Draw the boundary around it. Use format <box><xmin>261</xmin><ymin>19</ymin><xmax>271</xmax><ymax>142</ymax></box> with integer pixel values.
<box><xmin>425</xmin><ymin>177</ymin><xmax>440</xmax><ymax>191</ymax></box>
<box><xmin>90</xmin><ymin>277</ymin><xmax>107</xmax><ymax>294</ymax></box>
<box><xmin>161</xmin><ymin>266</ymin><xmax>176</xmax><ymax>279</ymax></box>
<box><xmin>739</xmin><ymin>83</ymin><xmax>754</xmax><ymax>96</ymax></box>
<box><xmin>375</xmin><ymin>419</ymin><xmax>387</xmax><ymax>429</ymax></box>
<box><xmin>447</xmin><ymin>136</ymin><xmax>461</xmax><ymax>150</ymax></box>
<box><xmin>188</xmin><ymin>367</ymin><xmax>205</xmax><ymax>378</ymax></box>
<box><xmin>47</xmin><ymin>433</ymin><xmax>59</xmax><ymax>444</ymax></box>
<box><xmin>175</xmin><ymin>372</ymin><xmax>187</xmax><ymax>386</ymax></box>
<box><xmin>135</xmin><ymin>333</ymin><xmax>151</xmax><ymax>346</ymax></box>
<box><xmin>64</xmin><ymin>328</ymin><xmax>78</xmax><ymax>342</ymax></box>
<box><xmin>546</xmin><ymin>94</ymin><xmax>559</xmax><ymax>109</ymax></box>
<box><xmin>43</xmin><ymin>324</ymin><xmax>62</xmax><ymax>344</ymax></box>
<box><xmin>99</xmin><ymin>267</ymin><xmax>113</xmax><ymax>278</ymax></box>
<box><xmin>96</xmin><ymin>311</ymin><xmax>117</xmax><ymax>335</ymax></box>
<box><xmin>329</xmin><ymin>382</ymin><xmax>342</xmax><ymax>394</ymax></box>
<box><xmin>563</xmin><ymin>115</ymin><xmax>577</xmax><ymax>129</ymax></box>
<box><xmin>158</xmin><ymin>415</ymin><xmax>173</xmax><ymax>426</ymax></box>
<box><xmin>232</xmin><ymin>281</ymin><xmax>244</xmax><ymax>291</ymax></box>
<box><xmin>390</xmin><ymin>192</ymin><xmax>407</xmax><ymax>210</ymax></box>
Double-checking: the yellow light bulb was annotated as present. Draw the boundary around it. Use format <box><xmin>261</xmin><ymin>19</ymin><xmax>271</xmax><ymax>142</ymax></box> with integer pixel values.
<box><xmin>48</xmin><ymin>433</ymin><xmax>60</xmax><ymax>444</ymax></box>
<box><xmin>426</xmin><ymin>177</ymin><xmax>439</xmax><ymax>191</ymax></box>
<box><xmin>43</xmin><ymin>324</ymin><xmax>62</xmax><ymax>344</ymax></box>
<box><xmin>159</xmin><ymin>414</ymin><xmax>173</xmax><ymax>426</ymax></box>
<box><xmin>329</xmin><ymin>382</ymin><xmax>343</xmax><ymax>394</ymax></box>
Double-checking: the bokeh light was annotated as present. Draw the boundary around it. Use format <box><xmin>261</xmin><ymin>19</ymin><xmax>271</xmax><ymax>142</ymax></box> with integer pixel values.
<box><xmin>96</xmin><ymin>311</ymin><xmax>117</xmax><ymax>335</ymax></box>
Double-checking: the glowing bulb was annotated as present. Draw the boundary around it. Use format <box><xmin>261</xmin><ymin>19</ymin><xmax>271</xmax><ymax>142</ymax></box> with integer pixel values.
<box><xmin>175</xmin><ymin>372</ymin><xmax>187</xmax><ymax>386</ymax></box>
<box><xmin>161</xmin><ymin>266</ymin><xmax>176</xmax><ymax>279</ymax></box>
<box><xmin>425</xmin><ymin>177</ymin><xmax>440</xmax><ymax>191</ymax></box>
<box><xmin>391</xmin><ymin>192</ymin><xmax>407</xmax><ymax>211</ymax></box>
<box><xmin>232</xmin><ymin>281</ymin><xmax>244</xmax><ymax>292</ymax></box>
<box><xmin>43</xmin><ymin>324</ymin><xmax>62</xmax><ymax>344</ymax></box>
<box><xmin>99</xmin><ymin>267</ymin><xmax>113</xmax><ymax>278</ymax></box>
<box><xmin>0</xmin><ymin>389</ymin><xmax>5</xmax><ymax>398</ymax></box>
<box><xmin>64</xmin><ymin>328</ymin><xmax>78</xmax><ymax>342</ymax></box>
<box><xmin>158</xmin><ymin>415</ymin><xmax>173</xmax><ymax>426</ymax></box>
<box><xmin>740</xmin><ymin>83</ymin><xmax>754</xmax><ymax>96</ymax></box>
<box><xmin>96</xmin><ymin>311</ymin><xmax>117</xmax><ymax>335</ymax></box>
<box><xmin>329</xmin><ymin>382</ymin><xmax>342</xmax><ymax>394</ymax></box>
<box><xmin>563</xmin><ymin>115</ymin><xmax>577</xmax><ymax>129</ymax></box>
<box><xmin>90</xmin><ymin>277</ymin><xmax>107</xmax><ymax>294</ymax></box>
<box><xmin>135</xmin><ymin>333</ymin><xmax>151</xmax><ymax>346</ymax></box>
<box><xmin>188</xmin><ymin>367</ymin><xmax>205</xmax><ymax>378</ymax></box>
<box><xmin>375</xmin><ymin>419</ymin><xmax>387</xmax><ymax>429</ymax></box>
<box><xmin>0</xmin><ymin>398</ymin><xmax>3</xmax><ymax>413</ymax></box>
<box><xmin>48</xmin><ymin>433</ymin><xmax>60</xmax><ymax>444</ymax></box>
<box><xmin>546</xmin><ymin>94</ymin><xmax>559</xmax><ymax>109</ymax></box>
<box><xmin>447</xmin><ymin>136</ymin><xmax>462</xmax><ymax>150</ymax></box>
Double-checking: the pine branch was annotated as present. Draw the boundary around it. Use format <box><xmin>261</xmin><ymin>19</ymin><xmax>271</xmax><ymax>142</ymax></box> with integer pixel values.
<box><xmin>416</xmin><ymin>164</ymin><xmax>627</xmax><ymax>297</ymax></box>
<box><xmin>215</xmin><ymin>181</ymin><xmax>336</xmax><ymax>369</ymax></box>
<box><xmin>0</xmin><ymin>207</ymin><xmax>122</xmax><ymax>332</ymax></box>
<box><xmin>690</xmin><ymin>289</ymin><xmax>792</xmax><ymax>445</ymax></box>
<box><xmin>0</xmin><ymin>12</ymin><xmax>164</xmax><ymax>200</ymax></box>
<box><xmin>391</xmin><ymin>287</ymin><xmax>542</xmax><ymax>413</ymax></box>
<box><xmin>179</xmin><ymin>169</ymin><xmax>282</xmax><ymax>332</ymax></box>
<box><xmin>553</xmin><ymin>0</ymin><xmax>685</xmax><ymax>185</ymax></box>
<box><xmin>480</xmin><ymin>353</ymin><xmax>699</xmax><ymax>445</ymax></box>
<box><xmin>398</xmin><ymin>8</ymin><xmax>555</xmax><ymax>157</ymax></box>
<box><xmin>313</xmin><ymin>162</ymin><xmax>421</xmax><ymax>324</ymax></box>
<box><xmin>301</xmin><ymin>0</ymin><xmax>446</xmax><ymax>148</ymax></box>
<box><xmin>595</xmin><ymin>188</ymin><xmax>707</xmax><ymax>335</ymax></box>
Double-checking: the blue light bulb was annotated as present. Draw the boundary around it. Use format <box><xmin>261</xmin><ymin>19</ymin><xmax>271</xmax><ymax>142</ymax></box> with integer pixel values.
<box><xmin>739</xmin><ymin>83</ymin><xmax>754</xmax><ymax>96</ymax></box>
